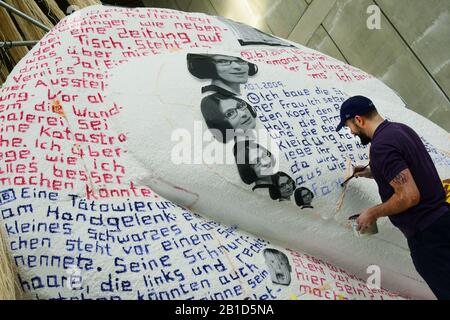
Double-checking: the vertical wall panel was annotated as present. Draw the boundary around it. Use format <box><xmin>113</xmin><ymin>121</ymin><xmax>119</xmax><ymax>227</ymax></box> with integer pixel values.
<box><xmin>1</xmin><ymin>0</ymin><xmax>448</xmax><ymax>130</ymax></box>
<box><xmin>247</xmin><ymin>0</ymin><xmax>309</xmax><ymax>39</ymax></box>
<box><xmin>175</xmin><ymin>0</ymin><xmax>193</xmax><ymax>11</ymax></box>
<box><xmin>210</xmin><ymin>0</ymin><xmax>272</xmax><ymax>33</ymax></box>
<box><xmin>376</xmin><ymin>0</ymin><xmax>450</xmax><ymax>99</ymax></box>
<box><xmin>306</xmin><ymin>25</ymin><xmax>348</xmax><ymax>63</ymax></box>
<box><xmin>143</xmin><ymin>0</ymin><xmax>180</xmax><ymax>10</ymax></box>
<box><xmin>187</xmin><ymin>0</ymin><xmax>217</xmax><ymax>16</ymax></box>
<box><xmin>321</xmin><ymin>0</ymin><xmax>449</xmax><ymax>130</ymax></box>
<box><xmin>288</xmin><ymin>0</ymin><xmax>335</xmax><ymax>45</ymax></box>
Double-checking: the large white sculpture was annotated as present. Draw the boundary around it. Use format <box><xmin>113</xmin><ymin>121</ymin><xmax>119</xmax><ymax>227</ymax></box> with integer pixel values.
<box><xmin>0</xmin><ymin>5</ymin><xmax>449</xmax><ymax>300</ymax></box>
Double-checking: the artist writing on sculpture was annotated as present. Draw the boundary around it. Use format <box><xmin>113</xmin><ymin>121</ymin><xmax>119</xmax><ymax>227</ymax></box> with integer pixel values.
<box><xmin>336</xmin><ymin>95</ymin><xmax>450</xmax><ymax>300</ymax></box>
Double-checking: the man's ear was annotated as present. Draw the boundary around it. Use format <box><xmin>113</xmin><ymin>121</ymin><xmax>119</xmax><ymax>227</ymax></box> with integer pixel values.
<box><xmin>354</xmin><ymin>115</ymin><xmax>364</xmax><ymax>127</ymax></box>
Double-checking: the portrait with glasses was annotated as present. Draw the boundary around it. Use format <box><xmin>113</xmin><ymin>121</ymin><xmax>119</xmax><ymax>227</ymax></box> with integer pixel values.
<box><xmin>233</xmin><ymin>140</ymin><xmax>297</xmax><ymax>202</ymax></box>
<box><xmin>269</xmin><ymin>172</ymin><xmax>296</xmax><ymax>202</ymax></box>
<box><xmin>201</xmin><ymin>93</ymin><xmax>257</xmax><ymax>143</ymax></box>
<box><xmin>233</xmin><ymin>139</ymin><xmax>277</xmax><ymax>187</ymax></box>
<box><xmin>187</xmin><ymin>53</ymin><xmax>258</xmax><ymax>96</ymax></box>
<box><xmin>294</xmin><ymin>187</ymin><xmax>315</xmax><ymax>209</ymax></box>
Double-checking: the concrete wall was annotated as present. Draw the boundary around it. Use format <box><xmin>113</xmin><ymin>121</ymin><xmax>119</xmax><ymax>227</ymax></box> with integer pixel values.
<box><xmin>142</xmin><ymin>0</ymin><xmax>450</xmax><ymax>131</ymax></box>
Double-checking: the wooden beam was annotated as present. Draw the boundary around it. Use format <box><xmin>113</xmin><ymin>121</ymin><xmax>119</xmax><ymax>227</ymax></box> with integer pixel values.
<box><xmin>0</xmin><ymin>56</ymin><xmax>10</xmax><ymax>83</ymax></box>
<box><xmin>0</xmin><ymin>6</ymin><xmax>28</xmax><ymax>64</ymax></box>
<box><xmin>5</xmin><ymin>0</ymin><xmax>53</xmax><ymax>40</ymax></box>
<box><xmin>66</xmin><ymin>0</ymin><xmax>102</xmax><ymax>9</ymax></box>
<box><xmin>42</xmin><ymin>0</ymin><xmax>66</xmax><ymax>22</ymax></box>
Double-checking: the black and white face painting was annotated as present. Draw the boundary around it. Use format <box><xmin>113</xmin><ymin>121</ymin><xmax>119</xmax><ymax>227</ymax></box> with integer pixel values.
<box><xmin>263</xmin><ymin>248</ymin><xmax>292</xmax><ymax>286</ymax></box>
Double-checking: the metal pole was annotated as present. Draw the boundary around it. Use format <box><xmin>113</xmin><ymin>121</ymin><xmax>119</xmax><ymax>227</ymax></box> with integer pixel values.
<box><xmin>0</xmin><ymin>0</ymin><xmax>51</xmax><ymax>32</ymax></box>
<box><xmin>0</xmin><ymin>40</ymin><xmax>39</xmax><ymax>48</ymax></box>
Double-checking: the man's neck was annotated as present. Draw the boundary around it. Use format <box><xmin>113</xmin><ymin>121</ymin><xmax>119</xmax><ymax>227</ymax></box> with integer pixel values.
<box><xmin>367</xmin><ymin>116</ymin><xmax>385</xmax><ymax>139</ymax></box>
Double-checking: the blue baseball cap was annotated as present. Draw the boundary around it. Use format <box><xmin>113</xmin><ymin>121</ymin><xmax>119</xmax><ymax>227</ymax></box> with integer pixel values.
<box><xmin>336</xmin><ymin>96</ymin><xmax>375</xmax><ymax>132</ymax></box>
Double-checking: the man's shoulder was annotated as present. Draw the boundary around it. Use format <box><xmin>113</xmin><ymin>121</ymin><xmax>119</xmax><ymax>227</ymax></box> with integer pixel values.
<box><xmin>371</xmin><ymin>121</ymin><xmax>422</xmax><ymax>158</ymax></box>
<box><xmin>370</xmin><ymin>139</ymin><xmax>398</xmax><ymax>157</ymax></box>
<box><xmin>381</xmin><ymin>121</ymin><xmax>413</xmax><ymax>134</ymax></box>
<box><xmin>370</xmin><ymin>123</ymin><xmax>403</xmax><ymax>154</ymax></box>
<box><xmin>388</xmin><ymin>121</ymin><xmax>414</xmax><ymax>131</ymax></box>
<box><xmin>373</xmin><ymin>121</ymin><xmax>416</xmax><ymax>144</ymax></box>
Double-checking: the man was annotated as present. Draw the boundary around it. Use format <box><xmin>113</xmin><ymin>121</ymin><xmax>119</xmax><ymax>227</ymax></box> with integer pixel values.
<box><xmin>336</xmin><ymin>95</ymin><xmax>450</xmax><ymax>300</ymax></box>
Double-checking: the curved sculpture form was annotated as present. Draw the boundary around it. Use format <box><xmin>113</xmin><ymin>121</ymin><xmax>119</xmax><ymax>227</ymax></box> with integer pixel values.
<box><xmin>0</xmin><ymin>5</ymin><xmax>449</xmax><ymax>300</ymax></box>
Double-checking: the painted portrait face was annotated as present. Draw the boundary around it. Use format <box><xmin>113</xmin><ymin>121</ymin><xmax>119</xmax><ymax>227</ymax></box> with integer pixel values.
<box><xmin>212</xmin><ymin>55</ymin><xmax>250</xmax><ymax>84</ymax></box>
<box><xmin>278</xmin><ymin>175</ymin><xmax>294</xmax><ymax>199</ymax></box>
<box><xmin>264</xmin><ymin>249</ymin><xmax>291</xmax><ymax>286</ymax></box>
<box><xmin>219</xmin><ymin>98</ymin><xmax>256</xmax><ymax>131</ymax></box>
<box><xmin>248</xmin><ymin>147</ymin><xmax>274</xmax><ymax>177</ymax></box>
<box><xmin>301</xmin><ymin>188</ymin><xmax>313</xmax><ymax>204</ymax></box>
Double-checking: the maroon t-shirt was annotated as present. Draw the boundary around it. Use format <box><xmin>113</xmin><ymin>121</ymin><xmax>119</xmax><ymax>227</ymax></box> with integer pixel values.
<box><xmin>370</xmin><ymin>120</ymin><xmax>449</xmax><ymax>238</ymax></box>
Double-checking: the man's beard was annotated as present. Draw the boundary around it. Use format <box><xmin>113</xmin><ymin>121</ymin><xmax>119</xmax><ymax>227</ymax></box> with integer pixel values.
<box><xmin>357</xmin><ymin>132</ymin><xmax>371</xmax><ymax>145</ymax></box>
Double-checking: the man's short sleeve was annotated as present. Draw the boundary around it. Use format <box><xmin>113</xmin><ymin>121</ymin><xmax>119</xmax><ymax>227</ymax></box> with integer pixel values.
<box><xmin>371</xmin><ymin>143</ymin><xmax>409</xmax><ymax>183</ymax></box>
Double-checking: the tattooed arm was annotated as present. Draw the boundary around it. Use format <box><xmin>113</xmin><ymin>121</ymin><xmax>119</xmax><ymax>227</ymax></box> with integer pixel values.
<box><xmin>356</xmin><ymin>168</ymin><xmax>421</xmax><ymax>232</ymax></box>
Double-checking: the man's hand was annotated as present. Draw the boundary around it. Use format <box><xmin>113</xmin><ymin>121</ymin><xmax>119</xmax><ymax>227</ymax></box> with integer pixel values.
<box><xmin>353</xmin><ymin>165</ymin><xmax>373</xmax><ymax>179</ymax></box>
<box><xmin>354</xmin><ymin>169</ymin><xmax>421</xmax><ymax>233</ymax></box>
<box><xmin>356</xmin><ymin>208</ymin><xmax>377</xmax><ymax>233</ymax></box>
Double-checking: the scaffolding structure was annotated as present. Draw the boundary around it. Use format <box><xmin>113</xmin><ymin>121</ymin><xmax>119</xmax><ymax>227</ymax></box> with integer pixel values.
<box><xmin>0</xmin><ymin>0</ymin><xmax>101</xmax><ymax>84</ymax></box>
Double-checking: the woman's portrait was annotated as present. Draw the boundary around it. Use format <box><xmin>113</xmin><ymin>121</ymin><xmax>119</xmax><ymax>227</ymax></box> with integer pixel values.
<box><xmin>201</xmin><ymin>93</ymin><xmax>257</xmax><ymax>143</ymax></box>
<box><xmin>294</xmin><ymin>187</ymin><xmax>315</xmax><ymax>209</ymax></box>
<box><xmin>187</xmin><ymin>53</ymin><xmax>258</xmax><ymax>96</ymax></box>
<box><xmin>233</xmin><ymin>140</ymin><xmax>276</xmax><ymax>187</ymax></box>
<box><xmin>269</xmin><ymin>172</ymin><xmax>296</xmax><ymax>202</ymax></box>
